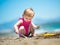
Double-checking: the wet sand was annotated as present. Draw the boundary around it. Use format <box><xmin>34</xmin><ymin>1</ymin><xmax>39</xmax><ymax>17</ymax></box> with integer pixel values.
<box><xmin>0</xmin><ymin>34</ymin><xmax>60</xmax><ymax>45</ymax></box>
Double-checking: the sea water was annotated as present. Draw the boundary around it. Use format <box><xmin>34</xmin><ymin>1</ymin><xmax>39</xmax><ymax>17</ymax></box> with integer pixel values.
<box><xmin>35</xmin><ymin>23</ymin><xmax>60</xmax><ymax>34</ymax></box>
<box><xmin>0</xmin><ymin>23</ymin><xmax>60</xmax><ymax>36</ymax></box>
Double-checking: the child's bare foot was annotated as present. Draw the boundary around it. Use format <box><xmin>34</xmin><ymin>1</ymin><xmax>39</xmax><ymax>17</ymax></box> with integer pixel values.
<box><xmin>23</xmin><ymin>36</ymin><xmax>28</xmax><ymax>38</ymax></box>
<box><xmin>29</xmin><ymin>34</ymin><xmax>34</xmax><ymax>37</ymax></box>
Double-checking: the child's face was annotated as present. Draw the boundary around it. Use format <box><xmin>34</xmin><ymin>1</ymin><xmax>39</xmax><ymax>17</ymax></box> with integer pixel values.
<box><xmin>23</xmin><ymin>9</ymin><xmax>34</xmax><ymax>21</ymax></box>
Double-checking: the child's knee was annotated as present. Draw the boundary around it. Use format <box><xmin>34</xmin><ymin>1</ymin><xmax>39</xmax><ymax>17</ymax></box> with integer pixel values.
<box><xmin>19</xmin><ymin>26</ymin><xmax>25</xmax><ymax>34</ymax></box>
<box><xmin>31</xmin><ymin>30</ymin><xmax>34</xmax><ymax>33</ymax></box>
<box><xmin>30</xmin><ymin>28</ymin><xmax>35</xmax><ymax>32</ymax></box>
<box><xmin>29</xmin><ymin>29</ymin><xmax>35</xmax><ymax>34</ymax></box>
<box><xmin>19</xmin><ymin>26</ymin><xmax>24</xmax><ymax>30</ymax></box>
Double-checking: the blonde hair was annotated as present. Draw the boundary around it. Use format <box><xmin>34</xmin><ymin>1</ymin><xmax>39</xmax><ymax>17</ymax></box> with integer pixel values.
<box><xmin>23</xmin><ymin>8</ymin><xmax>35</xmax><ymax>16</ymax></box>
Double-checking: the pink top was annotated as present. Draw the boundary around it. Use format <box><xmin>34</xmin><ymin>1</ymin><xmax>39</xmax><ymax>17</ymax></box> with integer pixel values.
<box><xmin>18</xmin><ymin>18</ymin><xmax>31</xmax><ymax>35</ymax></box>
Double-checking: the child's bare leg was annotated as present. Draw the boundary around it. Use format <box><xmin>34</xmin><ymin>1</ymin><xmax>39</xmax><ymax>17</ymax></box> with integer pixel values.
<box><xmin>19</xmin><ymin>26</ymin><xmax>26</xmax><ymax>38</ymax></box>
<box><xmin>29</xmin><ymin>25</ymin><xmax>35</xmax><ymax>37</ymax></box>
<box><xmin>30</xmin><ymin>28</ymin><xmax>35</xmax><ymax>36</ymax></box>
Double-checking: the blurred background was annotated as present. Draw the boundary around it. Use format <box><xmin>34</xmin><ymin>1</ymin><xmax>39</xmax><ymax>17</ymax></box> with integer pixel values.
<box><xmin>0</xmin><ymin>0</ymin><xmax>60</xmax><ymax>35</ymax></box>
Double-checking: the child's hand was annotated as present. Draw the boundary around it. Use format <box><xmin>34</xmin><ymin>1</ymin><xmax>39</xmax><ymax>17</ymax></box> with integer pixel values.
<box><xmin>36</xmin><ymin>25</ymin><xmax>40</xmax><ymax>29</ymax></box>
<box><xmin>15</xmin><ymin>30</ymin><xmax>19</xmax><ymax>34</ymax></box>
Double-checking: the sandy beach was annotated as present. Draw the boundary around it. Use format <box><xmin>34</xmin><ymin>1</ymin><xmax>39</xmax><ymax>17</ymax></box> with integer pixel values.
<box><xmin>0</xmin><ymin>32</ymin><xmax>60</xmax><ymax>45</ymax></box>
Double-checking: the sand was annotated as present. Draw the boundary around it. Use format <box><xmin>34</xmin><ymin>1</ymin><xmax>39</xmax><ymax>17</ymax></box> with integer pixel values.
<box><xmin>0</xmin><ymin>34</ymin><xmax>60</xmax><ymax>45</ymax></box>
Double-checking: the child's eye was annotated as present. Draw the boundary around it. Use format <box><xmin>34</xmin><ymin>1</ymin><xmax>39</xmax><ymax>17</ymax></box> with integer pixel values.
<box><xmin>26</xmin><ymin>18</ymin><xmax>28</xmax><ymax>19</ymax></box>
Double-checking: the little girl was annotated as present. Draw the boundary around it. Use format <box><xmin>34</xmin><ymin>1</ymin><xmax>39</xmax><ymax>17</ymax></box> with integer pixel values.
<box><xmin>14</xmin><ymin>8</ymin><xmax>39</xmax><ymax>38</ymax></box>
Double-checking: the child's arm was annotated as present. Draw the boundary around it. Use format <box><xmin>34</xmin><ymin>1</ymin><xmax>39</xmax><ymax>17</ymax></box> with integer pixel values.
<box><xmin>14</xmin><ymin>20</ymin><xmax>23</xmax><ymax>34</ymax></box>
<box><xmin>31</xmin><ymin>22</ymin><xmax>40</xmax><ymax>29</ymax></box>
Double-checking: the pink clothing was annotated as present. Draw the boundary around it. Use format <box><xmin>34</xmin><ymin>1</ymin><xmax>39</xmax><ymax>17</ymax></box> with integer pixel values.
<box><xmin>18</xmin><ymin>18</ymin><xmax>31</xmax><ymax>36</ymax></box>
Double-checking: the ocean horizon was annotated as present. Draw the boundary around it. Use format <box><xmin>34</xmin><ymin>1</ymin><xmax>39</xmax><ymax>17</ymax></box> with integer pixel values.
<box><xmin>0</xmin><ymin>23</ymin><xmax>60</xmax><ymax>36</ymax></box>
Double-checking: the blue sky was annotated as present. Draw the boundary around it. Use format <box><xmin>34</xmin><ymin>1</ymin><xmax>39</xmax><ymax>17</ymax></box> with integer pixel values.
<box><xmin>0</xmin><ymin>0</ymin><xmax>60</xmax><ymax>24</ymax></box>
